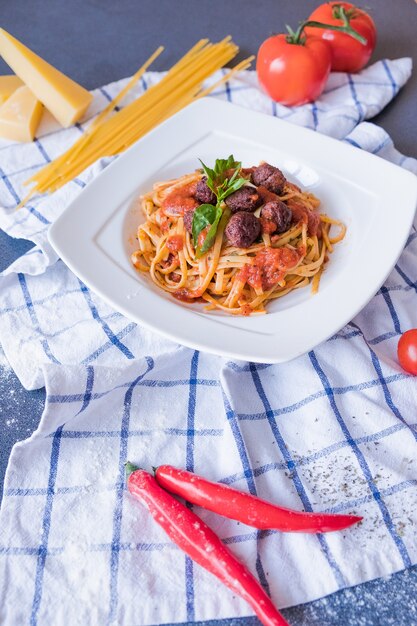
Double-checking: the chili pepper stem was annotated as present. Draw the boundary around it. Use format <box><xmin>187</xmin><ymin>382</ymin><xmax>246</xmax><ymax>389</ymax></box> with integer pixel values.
<box><xmin>125</xmin><ymin>461</ymin><xmax>140</xmax><ymax>479</ymax></box>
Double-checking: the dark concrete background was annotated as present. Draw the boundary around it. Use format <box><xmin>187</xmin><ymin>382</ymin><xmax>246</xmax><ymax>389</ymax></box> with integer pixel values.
<box><xmin>0</xmin><ymin>0</ymin><xmax>415</xmax><ymax>156</ymax></box>
<box><xmin>0</xmin><ymin>2</ymin><xmax>416</xmax><ymax>624</ymax></box>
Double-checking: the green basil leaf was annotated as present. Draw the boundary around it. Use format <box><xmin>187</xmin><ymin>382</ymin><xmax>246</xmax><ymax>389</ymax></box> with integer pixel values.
<box><xmin>198</xmin><ymin>159</ymin><xmax>215</xmax><ymax>181</ymax></box>
<box><xmin>214</xmin><ymin>155</ymin><xmax>241</xmax><ymax>177</ymax></box>
<box><xmin>226</xmin><ymin>177</ymin><xmax>248</xmax><ymax>195</ymax></box>
<box><xmin>227</xmin><ymin>167</ymin><xmax>248</xmax><ymax>187</ymax></box>
<box><xmin>199</xmin><ymin>155</ymin><xmax>242</xmax><ymax>200</ymax></box>
<box><xmin>197</xmin><ymin>155</ymin><xmax>248</xmax><ymax>242</ymax></box>
<box><xmin>192</xmin><ymin>203</ymin><xmax>217</xmax><ymax>247</ymax></box>
<box><xmin>227</xmin><ymin>168</ymin><xmax>240</xmax><ymax>185</ymax></box>
<box><xmin>217</xmin><ymin>177</ymin><xmax>248</xmax><ymax>203</ymax></box>
<box><xmin>198</xmin><ymin>159</ymin><xmax>217</xmax><ymax>195</ymax></box>
<box><xmin>196</xmin><ymin>205</ymin><xmax>223</xmax><ymax>258</ymax></box>
<box><xmin>215</xmin><ymin>179</ymin><xmax>229</xmax><ymax>201</ymax></box>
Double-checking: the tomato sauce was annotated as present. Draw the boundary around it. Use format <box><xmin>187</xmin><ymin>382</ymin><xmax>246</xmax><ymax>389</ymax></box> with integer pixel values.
<box><xmin>169</xmin><ymin>272</ymin><xmax>181</xmax><ymax>283</ymax></box>
<box><xmin>257</xmin><ymin>185</ymin><xmax>279</xmax><ymax>204</ymax></box>
<box><xmin>286</xmin><ymin>199</ymin><xmax>321</xmax><ymax>237</ymax></box>
<box><xmin>173</xmin><ymin>288</ymin><xmax>204</xmax><ymax>303</ymax></box>
<box><xmin>166</xmin><ymin>235</ymin><xmax>184</xmax><ymax>252</ymax></box>
<box><xmin>238</xmin><ymin>247</ymin><xmax>300</xmax><ymax>291</ymax></box>
<box><xmin>236</xmin><ymin>264</ymin><xmax>250</xmax><ymax>284</ymax></box>
<box><xmin>241</xmin><ymin>166</ymin><xmax>255</xmax><ymax>178</ymax></box>
<box><xmin>161</xmin><ymin>253</ymin><xmax>178</xmax><ymax>270</ymax></box>
<box><xmin>260</xmin><ymin>217</ymin><xmax>277</xmax><ymax>235</ymax></box>
<box><xmin>159</xmin><ymin>215</ymin><xmax>171</xmax><ymax>233</ymax></box>
<box><xmin>162</xmin><ymin>182</ymin><xmax>198</xmax><ymax>217</ymax></box>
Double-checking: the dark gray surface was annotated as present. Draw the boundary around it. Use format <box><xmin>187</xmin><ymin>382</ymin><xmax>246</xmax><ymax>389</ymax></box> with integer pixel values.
<box><xmin>1</xmin><ymin>1</ymin><xmax>417</xmax><ymax>624</ymax></box>
<box><xmin>0</xmin><ymin>349</ymin><xmax>45</xmax><ymax>499</ymax></box>
<box><xmin>0</xmin><ymin>0</ymin><xmax>415</xmax><ymax>156</ymax></box>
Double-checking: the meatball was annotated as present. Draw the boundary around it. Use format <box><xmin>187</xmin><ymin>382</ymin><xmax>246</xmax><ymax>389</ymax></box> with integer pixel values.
<box><xmin>194</xmin><ymin>177</ymin><xmax>216</xmax><ymax>205</ymax></box>
<box><xmin>261</xmin><ymin>200</ymin><xmax>292</xmax><ymax>234</ymax></box>
<box><xmin>225</xmin><ymin>186</ymin><xmax>262</xmax><ymax>213</ymax></box>
<box><xmin>251</xmin><ymin>163</ymin><xmax>286</xmax><ymax>195</ymax></box>
<box><xmin>183</xmin><ymin>208</ymin><xmax>195</xmax><ymax>233</ymax></box>
<box><xmin>225</xmin><ymin>212</ymin><xmax>261</xmax><ymax>248</ymax></box>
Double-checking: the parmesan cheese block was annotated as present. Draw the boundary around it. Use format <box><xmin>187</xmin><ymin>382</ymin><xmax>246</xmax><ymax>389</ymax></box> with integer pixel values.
<box><xmin>0</xmin><ymin>75</ymin><xmax>24</xmax><ymax>104</ymax></box>
<box><xmin>0</xmin><ymin>29</ymin><xmax>92</xmax><ymax>127</ymax></box>
<box><xmin>0</xmin><ymin>85</ymin><xmax>43</xmax><ymax>142</ymax></box>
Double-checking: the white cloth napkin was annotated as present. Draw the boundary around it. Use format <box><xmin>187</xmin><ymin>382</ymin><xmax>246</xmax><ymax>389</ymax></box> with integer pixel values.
<box><xmin>1</xmin><ymin>59</ymin><xmax>417</xmax><ymax>626</ymax></box>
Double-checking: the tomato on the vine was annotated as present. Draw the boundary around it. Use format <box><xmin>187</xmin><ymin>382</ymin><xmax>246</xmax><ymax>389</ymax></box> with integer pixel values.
<box><xmin>397</xmin><ymin>329</ymin><xmax>417</xmax><ymax>376</ymax></box>
<box><xmin>305</xmin><ymin>2</ymin><xmax>377</xmax><ymax>72</ymax></box>
<box><xmin>256</xmin><ymin>9</ymin><xmax>370</xmax><ymax>106</ymax></box>
<box><xmin>256</xmin><ymin>33</ymin><xmax>332</xmax><ymax>106</ymax></box>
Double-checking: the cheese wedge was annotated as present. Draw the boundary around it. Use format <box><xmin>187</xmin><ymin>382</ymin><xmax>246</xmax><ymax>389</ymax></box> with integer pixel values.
<box><xmin>0</xmin><ymin>28</ymin><xmax>92</xmax><ymax>127</ymax></box>
<box><xmin>0</xmin><ymin>75</ymin><xmax>24</xmax><ymax>105</ymax></box>
<box><xmin>0</xmin><ymin>85</ymin><xmax>43</xmax><ymax>142</ymax></box>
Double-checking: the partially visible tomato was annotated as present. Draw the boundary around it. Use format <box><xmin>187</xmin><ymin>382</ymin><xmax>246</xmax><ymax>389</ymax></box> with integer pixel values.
<box><xmin>305</xmin><ymin>2</ymin><xmax>377</xmax><ymax>72</ymax></box>
<box><xmin>397</xmin><ymin>329</ymin><xmax>417</xmax><ymax>375</ymax></box>
<box><xmin>256</xmin><ymin>34</ymin><xmax>331</xmax><ymax>106</ymax></box>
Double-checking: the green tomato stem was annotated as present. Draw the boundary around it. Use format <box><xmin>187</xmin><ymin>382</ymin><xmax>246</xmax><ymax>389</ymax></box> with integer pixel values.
<box><xmin>332</xmin><ymin>4</ymin><xmax>360</xmax><ymax>23</ymax></box>
<box><xmin>286</xmin><ymin>18</ymin><xmax>367</xmax><ymax>46</ymax></box>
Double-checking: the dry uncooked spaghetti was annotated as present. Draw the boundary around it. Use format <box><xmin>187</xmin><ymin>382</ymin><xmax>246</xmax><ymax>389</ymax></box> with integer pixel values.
<box><xmin>20</xmin><ymin>39</ymin><xmax>253</xmax><ymax>206</ymax></box>
<box><xmin>131</xmin><ymin>158</ymin><xmax>346</xmax><ymax>316</ymax></box>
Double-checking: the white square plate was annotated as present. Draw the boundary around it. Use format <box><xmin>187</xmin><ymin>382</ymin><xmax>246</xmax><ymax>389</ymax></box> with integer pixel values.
<box><xmin>48</xmin><ymin>98</ymin><xmax>417</xmax><ymax>363</ymax></box>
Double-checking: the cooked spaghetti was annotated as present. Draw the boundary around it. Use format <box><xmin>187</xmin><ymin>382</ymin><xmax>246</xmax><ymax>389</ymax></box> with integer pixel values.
<box><xmin>131</xmin><ymin>157</ymin><xmax>346</xmax><ymax>316</ymax></box>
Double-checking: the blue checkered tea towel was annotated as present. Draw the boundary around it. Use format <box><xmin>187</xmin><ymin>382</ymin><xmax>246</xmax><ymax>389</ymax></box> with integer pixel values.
<box><xmin>0</xmin><ymin>58</ymin><xmax>417</xmax><ymax>625</ymax></box>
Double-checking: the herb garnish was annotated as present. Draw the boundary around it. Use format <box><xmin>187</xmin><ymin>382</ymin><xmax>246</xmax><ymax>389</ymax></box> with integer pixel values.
<box><xmin>192</xmin><ymin>155</ymin><xmax>247</xmax><ymax>257</ymax></box>
<box><xmin>199</xmin><ymin>155</ymin><xmax>247</xmax><ymax>203</ymax></box>
<box><xmin>192</xmin><ymin>203</ymin><xmax>223</xmax><ymax>257</ymax></box>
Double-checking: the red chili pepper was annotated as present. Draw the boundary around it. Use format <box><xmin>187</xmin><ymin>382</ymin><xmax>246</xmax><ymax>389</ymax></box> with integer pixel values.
<box><xmin>155</xmin><ymin>465</ymin><xmax>362</xmax><ymax>533</ymax></box>
<box><xmin>126</xmin><ymin>462</ymin><xmax>289</xmax><ymax>626</ymax></box>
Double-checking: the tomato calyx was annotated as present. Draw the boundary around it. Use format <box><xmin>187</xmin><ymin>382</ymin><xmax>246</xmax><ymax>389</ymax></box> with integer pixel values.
<box><xmin>285</xmin><ymin>24</ymin><xmax>307</xmax><ymax>46</ymax></box>
<box><xmin>332</xmin><ymin>3</ymin><xmax>360</xmax><ymax>22</ymax></box>
<box><xmin>285</xmin><ymin>18</ymin><xmax>367</xmax><ymax>46</ymax></box>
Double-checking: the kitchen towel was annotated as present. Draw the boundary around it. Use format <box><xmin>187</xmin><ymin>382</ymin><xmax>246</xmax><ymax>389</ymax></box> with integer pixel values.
<box><xmin>0</xmin><ymin>58</ymin><xmax>417</xmax><ymax>625</ymax></box>
<box><xmin>0</xmin><ymin>59</ymin><xmax>415</xmax><ymax>280</ymax></box>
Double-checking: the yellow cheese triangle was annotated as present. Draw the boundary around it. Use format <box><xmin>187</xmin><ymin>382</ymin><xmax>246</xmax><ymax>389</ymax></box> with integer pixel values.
<box><xmin>0</xmin><ymin>29</ymin><xmax>93</xmax><ymax>127</ymax></box>
<box><xmin>0</xmin><ymin>85</ymin><xmax>43</xmax><ymax>142</ymax></box>
<box><xmin>0</xmin><ymin>75</ymin><xmax>24</xmax><ymax>105</ymax></box>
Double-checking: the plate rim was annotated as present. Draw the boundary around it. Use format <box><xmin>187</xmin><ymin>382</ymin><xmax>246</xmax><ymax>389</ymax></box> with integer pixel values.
<box><xmin>48</xmin><ymin>98</ymin><xmax>417</xmax><ymax>363</ymax></box>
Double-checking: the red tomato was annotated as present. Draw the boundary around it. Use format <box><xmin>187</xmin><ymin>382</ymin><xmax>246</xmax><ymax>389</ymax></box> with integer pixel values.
<box><xmin>256</xmin><ymin>35</ymin><xmax>331</xmax><ymax>106</ymax></box>
<box><xmin>305</xmin><ymin>2</ymin><xmax>377</xmax><ymax>72</ymax></box>
<box><xmin>397</xmin><ymin>329</ymin><xmax>417</xmax><ymax>375</ymax></box>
